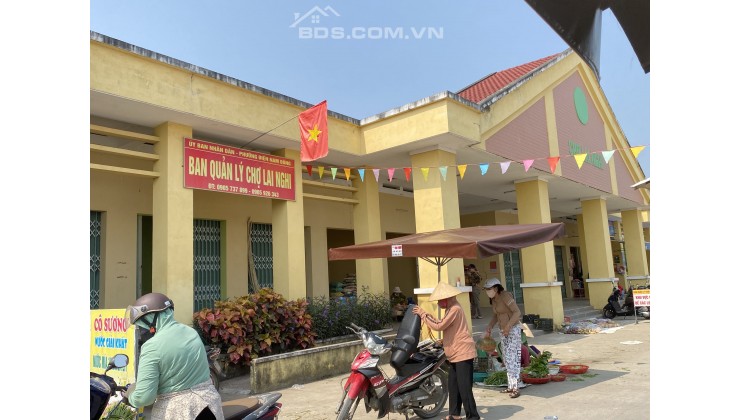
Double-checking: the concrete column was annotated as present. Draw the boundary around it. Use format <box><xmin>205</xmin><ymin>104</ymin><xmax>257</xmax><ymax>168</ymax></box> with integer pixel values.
<box><xmin>152</xmin><ymin>122</ymin><xmax>194</xmax><ymax>324</ymax></box>
<box><xmin>352</xmin><ymin>173</ymin><xmax>385</xmax><ymax>295</ymax></box>
<box><xmin>621</xmin><ymin>209</ymin><xmax>650</xmax><ymax>287</ymax></box>
<box><xmin>514</xmin><ymin>178</ymin><xmax>564</xmax><ymax>328</ymax></box>
<box><xmin>271</xmin><ymin>149</ymin><xmax>307</xmax><ymax>300</ymax></box>
<box><xmin>581</xmin><ymin>197</ymin><xmax>616</xmax><ymax>308</ymax></box>
<box><xmin>410</xmin><ymin>149</ymin><xmax>468</xmax><ymax>338</ymax></box>
<box><xmin>306</xmin><ymin>225</ymin><xmax>330</xmax><ymax>298</ymax></box>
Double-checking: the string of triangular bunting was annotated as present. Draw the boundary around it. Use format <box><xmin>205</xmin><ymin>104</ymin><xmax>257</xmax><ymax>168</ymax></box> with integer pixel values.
<box><xmin>304</xmin><ymin>145</ymin><xmax>646</xmax><ymax>181</ymax></box>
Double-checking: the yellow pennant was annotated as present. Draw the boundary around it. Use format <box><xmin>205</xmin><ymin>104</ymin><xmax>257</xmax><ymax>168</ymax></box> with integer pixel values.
<box><xmin>457</xmin><ymin>164</ymin><xmax>467</xmax><ymax>180</ymax></box>
<box><xmin>318</xmin><ymin>166</ymin><xmax>324</xmax><ymax>179</ymax></box>
<box><xmin>421</xmin><ymin>167</ymin><xmax>430</xmax><ymax>181</ymax></box>
<box><xmin>344</xmin><ymin>168</ymin><xmax>351</xmax><ymax>180</ymax></box>
<box><xmin>574</xmin><ymin>153</ymin><xmax>588</xmax><ymax>169</ymax></box>
<box><xmin>631</xmin><ymin>146</ymin><xmax>645</xmax><ymax>158</ymax></box>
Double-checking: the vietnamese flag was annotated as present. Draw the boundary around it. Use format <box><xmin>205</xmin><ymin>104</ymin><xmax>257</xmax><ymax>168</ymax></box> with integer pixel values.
<box><xmin>298</xmin><ymin>100</ymin><xmax>329</xmax><ymax>162</ymax></box>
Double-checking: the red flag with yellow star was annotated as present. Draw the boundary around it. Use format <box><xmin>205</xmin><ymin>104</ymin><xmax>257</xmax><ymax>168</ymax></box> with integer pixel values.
<box><xmin>298</xmin><ymin>100</ymin><xmax>328</xmax><ymax>162</ymax></box>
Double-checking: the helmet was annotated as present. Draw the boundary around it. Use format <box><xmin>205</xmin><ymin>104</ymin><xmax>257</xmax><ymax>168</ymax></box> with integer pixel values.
<box><xmin>125</xmin><ymin>292</ymin><xmax>174</xmax><ymax>331</ymax></box>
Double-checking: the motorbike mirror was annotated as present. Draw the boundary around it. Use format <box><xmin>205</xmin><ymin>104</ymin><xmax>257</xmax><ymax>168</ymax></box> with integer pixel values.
<box><xmin>105</xmin><ymin>354</ymin><xmax>129</xmax><ymax>373</ymax></box>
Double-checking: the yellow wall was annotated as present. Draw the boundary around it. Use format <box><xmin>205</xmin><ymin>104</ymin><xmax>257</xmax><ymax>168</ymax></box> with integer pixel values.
<box><xmin>90</xmin><ymin>171</ymin><xmax>153</xmax><ymax>309</ymax></box>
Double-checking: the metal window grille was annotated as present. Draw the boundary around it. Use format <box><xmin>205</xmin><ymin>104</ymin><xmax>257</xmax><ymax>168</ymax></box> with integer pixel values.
<box><xmin>555</xmin><ymin>246</ymin><xmax>567</xmax><ymax>298</ymax></box>
<box><xmin>193</xmin><ymin>219</ymin><xmax>222</xmax><ymax>312</ymax></box>
<box><xmin>90</xmin><ymin>211</ymin><xmax>102</xmax><ymax>309</ymax></box>
<box><xmin>250</xmin><ymin>223</ymin><xmax>273</xmax><ymax>291</ymax></box>
<box><xmin>503</xmin><ymin>250</ymin><xmax>524</xmax><ymax>304</ymax></box>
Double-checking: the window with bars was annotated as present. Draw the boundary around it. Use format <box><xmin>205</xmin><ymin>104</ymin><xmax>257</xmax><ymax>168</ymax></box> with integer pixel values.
<box><xmin>90</xmin><ymin>211</ymin><xmax>102</xmax><ymax>309</ymax></box>
<box><xmin>249</xmin><ymin>222</ymin><xmax>273</xmax><ymax>292</ymax></box>
<box><xmin>193</xmin><ymin>219</ymin><xmax>222</xmax><ymax>312</ymax></box>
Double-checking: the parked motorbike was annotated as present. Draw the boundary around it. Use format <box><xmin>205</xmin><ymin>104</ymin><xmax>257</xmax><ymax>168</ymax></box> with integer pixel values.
<box><xmin>207</xmin><ymin>344</ymin><xmax>226</xmax><ymax>390</ymax></box>
<box><xmin>602</xmin><ymin>286</ymin><xmax>649</xmax><ymax>319</ymax></box>
<box><xmin>335</xmin><ymin>305</ymin><xmax>449</xmax><ymax>420</ymax></box>
<box><xmin>223</xmin><ymin>392</ymin><xmax>283</xmax><ymax>420</ymax></box>
<box><xmin>90</xmin><ymin>353</ymin><xmax>133</xmax><ymax>420</ymax></box>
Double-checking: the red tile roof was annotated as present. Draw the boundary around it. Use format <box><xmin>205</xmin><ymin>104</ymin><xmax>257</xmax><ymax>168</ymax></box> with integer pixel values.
<box><xmin>457</xmin><ymin>53</ymin><xmax>563</xmax><ymax>103</ymax></box>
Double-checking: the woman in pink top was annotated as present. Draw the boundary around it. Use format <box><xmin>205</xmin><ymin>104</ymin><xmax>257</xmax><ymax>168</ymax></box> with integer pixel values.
<box><xmin>413</xmin><ymin>281</ymin><xmax>480</xmax><ymax>420</ymax></box>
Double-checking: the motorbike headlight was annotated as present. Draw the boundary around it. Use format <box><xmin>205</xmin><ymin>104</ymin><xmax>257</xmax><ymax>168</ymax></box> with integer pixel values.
<box><xmin>365</xmin><ymin>340</ymin><xmax>390</xmax><ymax>356</ymax></box>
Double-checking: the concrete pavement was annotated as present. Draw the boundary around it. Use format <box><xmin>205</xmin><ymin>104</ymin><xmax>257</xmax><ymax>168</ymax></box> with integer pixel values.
<box><xmin>219</xmin><ymin>316</ymin><xmax>650</xmax><ymax>419</ymax></box>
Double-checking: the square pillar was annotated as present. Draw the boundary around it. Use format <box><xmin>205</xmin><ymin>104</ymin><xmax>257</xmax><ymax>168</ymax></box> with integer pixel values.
<box><xmin>621</xmin><ymin>208</ymin><xmax>650</xmax><ymax>287</ymax></box>
<box><xmin>271</xmin><ymin>149</ymin><xmax>307</xmax><ymax>300</ymax></box>
<box><xmin>306</xmin><ymin>225</ymin><xmax>330</xmax><ymax>298</ymax></box>
<box><xmin>352</xmin><ymin>173</ymin><xmax>386</xmax><ymax>295</ymax></box>
<box><xmin>581</xmin><ymin>197</ymin><xmax>616</xmax><ymax>308</ymax></box>
<box><xmin>152</xmin><ymin>122</ymin><xmax>194</xmax><ymax>324</ymax></box>
<box><xmin>514</xmin><ymin>177</ymin><xmax>563</xmax><ymax>327</ymax></box>
<box><xmin>410</xmin><ymin>148</ymin><xmax>468</xmax><ymax>337</ymax></box>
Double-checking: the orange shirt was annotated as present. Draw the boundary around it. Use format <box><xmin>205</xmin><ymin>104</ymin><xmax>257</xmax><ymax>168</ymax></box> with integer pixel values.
<box><xmin>422</xmin><ymin>300</ymin><xmax>476</xmax><ymax>363</ymax></box>
<box><xmin>487</xmin><ymin>290</ymin><xmax>522</xmax><ymax>332</ymax></box>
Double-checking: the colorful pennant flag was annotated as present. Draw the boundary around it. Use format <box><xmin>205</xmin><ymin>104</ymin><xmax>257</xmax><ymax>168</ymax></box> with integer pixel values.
<box><xmin>574</xmin><ymin>153</ymin><xmax>587</xmax><ymax>169</ymax></box>
<box><xmin>306</xmin><ymin>165</ymin><xmax>313</xmax><ymax>177</ymax></box>
<box><xmin>602</xmin><ymin>150</ymin><xmax>615</xmax><ymax>163</ymax></box>
<box><xmin>500</xmin><ymin>161</ymin><xmax>511</xmax><ymax>174</ymax></box>
<box><xmin>318</xmin><ymin>166</ymin><xmax>324</xmax><ymax>179</ymax></box>
<box><xmin>547</xmin><ymin>157</ymin><xmax>560</xmax><ymax>174</ymax></box>
<box><xmin>387</xmin><ymin>168</ymin><xmax>395</xmax><ymax>182</ymax></box>
<box><xmin>404</xmin><ymin>167</ymin><xmax>412</xmax><ymax>181</ymax></box>
<box><xmin>439</xmin><ymin>166</ymin><xmax>448</xmax><ymax>181</ymax></box>
<box><xmin>421</xmin><ymin>167</ymin><xmax>430</xmax><ymax>181</ymax></box>
<box><xmin>479</xmin><ymin>163</ymin><xmax>489</xmax><ymax>176</ymax></box>
<box><xmin>330</xmin><ymin>167</ymin><xmax>338</xmax><ymax>179</ymax></box>
<box><xmin>457</xmin><ymin>164</ymin><xmax>467</xmax><ymax>180</ymax></box>
<box><xmin>344</xmin><ymin>168</ymin><xmax>351</xmax><ymax>180</ymax></box>
<box><xmin>298</xmin><ymin>100</ymin><xmax>328</xmax><ymax>162</ymax></box>
<box><xmin>630</xmin><ymin>146</ymin><xmax>645</xmax><ymax>158</ymax></box>
<box><xmin>372</xmin><ymin>168</ymin><xmax>380</xmax><ymax>182</ymax></box>
<box><xmin>523</xmin><ymin>159</ymin><xmax>534</xmax><ymax>172</ymax></box>
<box><xmin>357</xmin><ymin>168</ymin><xmax>365</xmax><ymax>181</ymax></box>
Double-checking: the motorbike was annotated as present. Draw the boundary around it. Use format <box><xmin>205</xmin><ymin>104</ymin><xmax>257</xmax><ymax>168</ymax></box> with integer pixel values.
<box><xmin>90</xmin><ymin>354</ymin><xmax>134</xmax><ymax>420</ymax></box>
<box><xmin>602</xmin><ymin>286</ymin><xmax>649</xmax><ymax>319</ymax></box>
<box><xmin>335</xmin><ymin>304</ymin><xmax>449</xmax><ymax>420</ymax></box>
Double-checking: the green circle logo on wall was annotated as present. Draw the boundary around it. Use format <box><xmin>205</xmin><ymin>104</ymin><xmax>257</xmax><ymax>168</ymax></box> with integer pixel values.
<box><xmin>574</xmin><ymin>87</ymin><xmax>588</xmax><ymax>125</ymax></box>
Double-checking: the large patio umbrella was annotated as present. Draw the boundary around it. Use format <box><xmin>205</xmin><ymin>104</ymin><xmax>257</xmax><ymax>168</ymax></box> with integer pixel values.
<box><xmin>329</xmin><ymin>223</ymin><xmax>566</xmax><ymax>283</ymax></box>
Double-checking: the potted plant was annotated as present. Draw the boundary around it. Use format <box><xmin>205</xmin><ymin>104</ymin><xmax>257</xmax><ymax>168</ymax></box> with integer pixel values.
<box><xmin>522</xmin><ymin>350</ymin><xmax>552</xmax><ymax>384</ymax></box>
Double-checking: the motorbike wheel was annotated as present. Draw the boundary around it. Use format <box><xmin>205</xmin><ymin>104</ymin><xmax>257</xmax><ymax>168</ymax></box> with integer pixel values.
<box><xmin>413</xmin><ymin>368</ymin><xmax>449</xmax><ymax>419</ymax></box>
<box><xmin>210</xmin><ymin>368</ymin><xmax>220</xmax><ymax>391</ymax></box>
<box><xmin>602</xmin><ymin>305</ymin><xmax>616</xmax><ymax>319</ymax></box>
<box><xmin>337</xmin><ymin>395</ymin><xmax>360</xmax><ymax>420</ymax></box>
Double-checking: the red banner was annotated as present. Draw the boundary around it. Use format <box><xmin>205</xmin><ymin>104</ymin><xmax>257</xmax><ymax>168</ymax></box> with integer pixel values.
<box><xmin>184</xmin><ymin>138</ymin><xmax>296</xmax><ymax>201</ymax></box>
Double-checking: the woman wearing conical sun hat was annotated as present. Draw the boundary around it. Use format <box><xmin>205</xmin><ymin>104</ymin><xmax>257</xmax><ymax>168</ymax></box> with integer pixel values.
<box><xmin>413</xmin><ymin>282</ymin><xmax>480</xmax><ymax>420</ymax></box>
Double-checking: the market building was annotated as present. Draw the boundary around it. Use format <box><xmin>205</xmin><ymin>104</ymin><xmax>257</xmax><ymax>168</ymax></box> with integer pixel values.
<box><xmin>90</xmin><ymin>31</ymin><xmax>649</xmax><ymax>329</ymax></box>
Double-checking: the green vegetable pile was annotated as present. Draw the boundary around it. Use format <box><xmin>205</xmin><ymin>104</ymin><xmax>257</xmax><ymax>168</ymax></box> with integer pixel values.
<box><xmin>484</xmin><ymin>370</ymin><xmax>508</xmax><ymax>386</ymax></box>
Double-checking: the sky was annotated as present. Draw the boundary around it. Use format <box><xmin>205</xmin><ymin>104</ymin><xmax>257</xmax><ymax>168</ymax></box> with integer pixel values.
<box><xmin>89</xmin><ymin>0</ymin><xmax>650</xmax><ymax>177</ymax></box>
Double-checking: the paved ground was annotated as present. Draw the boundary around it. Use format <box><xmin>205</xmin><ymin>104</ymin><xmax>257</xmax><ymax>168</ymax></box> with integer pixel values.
<box><xmin>219</xmin><ymin>316</ymin><xmax>650</xmax><ymax>419</ymax></box>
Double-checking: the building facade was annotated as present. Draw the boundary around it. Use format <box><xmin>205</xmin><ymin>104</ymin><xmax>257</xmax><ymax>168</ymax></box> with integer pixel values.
<box><xmin>90</xmin><ymin>32</ymin><xmax>649</xmax><ymax>328</ymax></box>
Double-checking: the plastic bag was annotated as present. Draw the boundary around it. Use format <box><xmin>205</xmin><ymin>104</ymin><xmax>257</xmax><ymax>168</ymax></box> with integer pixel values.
<box><xmin>476</xmin><ymin>336</ymin><xmax>497</xmax><ymax>353</ymax></box>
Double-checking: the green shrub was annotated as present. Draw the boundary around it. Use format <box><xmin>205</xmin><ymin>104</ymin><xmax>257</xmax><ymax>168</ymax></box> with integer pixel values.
<box><xmin>193</xmin><ymin>288</ymin><xmax>316</xmax><ymax>367</ymax></box>
<box><xmin>307</xmin><ymin>287</ymin><xmax>393</xmax><ymax>341</ymax></box>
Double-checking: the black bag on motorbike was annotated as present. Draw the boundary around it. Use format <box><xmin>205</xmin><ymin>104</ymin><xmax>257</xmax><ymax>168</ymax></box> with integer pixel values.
<box><xmin>390</xmin><ymin>305</ymin><xmax>420</xmax><ymax>370</ymax></box>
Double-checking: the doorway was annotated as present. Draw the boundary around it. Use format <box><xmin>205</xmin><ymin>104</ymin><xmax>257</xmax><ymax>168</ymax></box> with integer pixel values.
<box><xmin>503</xmin><ymin>250</ymin><xmax>523</xmax><ymax>304</ymax></box>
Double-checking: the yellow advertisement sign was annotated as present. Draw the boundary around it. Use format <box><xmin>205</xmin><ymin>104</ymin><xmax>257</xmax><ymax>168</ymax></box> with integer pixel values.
<box><xmin>90</xmin><ymin>309</ymin><xmax>137</xmax><ymax>386</ymax></box>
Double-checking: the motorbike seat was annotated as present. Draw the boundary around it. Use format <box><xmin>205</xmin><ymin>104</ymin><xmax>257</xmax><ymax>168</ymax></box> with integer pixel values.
<box><xmin>388</xmin><ymin>355</ymin><xmax>437</xmax><ymax>384</ymax></box>
<box><xmin>221</xmin><ymin>396</ymin><xmax>261</xmax><ymax>419</ymax></box>
<box><xmin>390</xmin><ymin>305</ymin><xmax>420</xmax><ymax>373</ymax></box>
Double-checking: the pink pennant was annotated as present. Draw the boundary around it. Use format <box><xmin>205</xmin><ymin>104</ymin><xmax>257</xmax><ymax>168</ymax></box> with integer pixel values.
<box><xmin>523</xmin><ymin>159</ymin><xmax>534</xmax><ymax>172</ymax></box>
<box><xmin>387</xmin><ymin>168</ymin><xmax>395</xmax><ymax>182</ymax></box>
